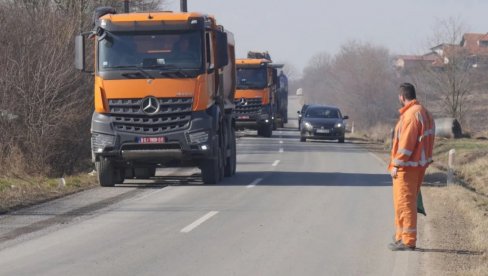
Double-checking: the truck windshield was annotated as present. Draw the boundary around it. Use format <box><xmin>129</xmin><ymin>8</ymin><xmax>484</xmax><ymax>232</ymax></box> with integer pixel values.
<box><xmin>236</xmin><ymin>68</ymin><xmax>267</xmax><ymax>89</ymax></box>
<box><xmin>98</xmin><ymin>31</ymin><xmax>203</xmax><ymax>72</ymax></box>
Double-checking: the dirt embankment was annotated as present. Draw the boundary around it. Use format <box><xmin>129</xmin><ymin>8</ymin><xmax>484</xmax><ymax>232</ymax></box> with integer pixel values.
<box><xmin>353</xmin><ymin>135</ymin><xmax>488</xmax><ymax>275</ymax></box>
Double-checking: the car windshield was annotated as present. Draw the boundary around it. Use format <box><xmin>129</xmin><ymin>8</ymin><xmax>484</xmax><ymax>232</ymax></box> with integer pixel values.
<box><xmin>306</xmin><ymin>107</ymin><xmax>340</xmax><ymax>118</ymax></box>
<box><xmin>236</xmin><ymin>68</ymin><xmax>267</xmax><ymax>89</ymax></box>
<box><xmin>98</xmin><ymin>31</ymin><xmax>203</xmax><ymax>71</ymax></box>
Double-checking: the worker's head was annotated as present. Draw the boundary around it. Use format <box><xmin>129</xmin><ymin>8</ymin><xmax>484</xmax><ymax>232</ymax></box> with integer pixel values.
<box><xmin>399</xmin><ymin>83</ymin><xmax>416</xmax><ymax>106</ymax></box>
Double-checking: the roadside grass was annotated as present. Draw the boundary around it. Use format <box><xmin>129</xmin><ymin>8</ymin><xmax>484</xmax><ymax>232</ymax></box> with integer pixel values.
<box><xmin>0</xmin><ymin>173</ymin><xmax>97</xmax><ymax>214</ymax></box>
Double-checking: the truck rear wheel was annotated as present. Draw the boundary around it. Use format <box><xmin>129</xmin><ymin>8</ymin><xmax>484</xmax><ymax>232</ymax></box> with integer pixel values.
<box><xmin>224</xmin><ymin>130</ymin><xmax>237</xmax><ymax>177</ymax></box>
<box><xmin>96</xmin><ymin>158</ymin><xmax>117</xmax><ymax>187</ymax></box>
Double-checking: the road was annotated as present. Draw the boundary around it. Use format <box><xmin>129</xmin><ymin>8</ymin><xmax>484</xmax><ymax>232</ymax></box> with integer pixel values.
<box><xmin>0</xmin><ymin>96</ymin><xmax>419</xmax><ymax>276</ymax></box>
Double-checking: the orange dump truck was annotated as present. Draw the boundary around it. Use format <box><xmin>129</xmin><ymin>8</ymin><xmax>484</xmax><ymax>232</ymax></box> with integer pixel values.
<box><xmin>234</xmin><ymin>52</ymin><xmax>282</xmax><ymax>137</ymax></box>
<box><xmin>75</xmin><ymin>5</ymin><xmax>236</xmax><ymax>186</ymax></box>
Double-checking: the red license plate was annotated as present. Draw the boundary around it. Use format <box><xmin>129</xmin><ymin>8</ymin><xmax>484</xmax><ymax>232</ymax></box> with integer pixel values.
<box><xmin>239</xmin><ymin>116</ymin><xmax>250</xmax><ymax>119</ymax></box>
<box><xmin>138</xmin><ymin>137</ymin><xmax>166</xmax><ymax>144</ymax></box>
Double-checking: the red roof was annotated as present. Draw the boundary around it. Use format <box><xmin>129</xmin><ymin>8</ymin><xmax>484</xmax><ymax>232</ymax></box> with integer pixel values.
<box><xmin>460</xmin><ymin>33</ymin><xmax>488</xmax><ymax>55</ymax></box>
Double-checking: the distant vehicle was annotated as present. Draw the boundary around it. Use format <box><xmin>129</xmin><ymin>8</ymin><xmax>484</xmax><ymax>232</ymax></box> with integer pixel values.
<box><xmin>297</xmin><ymin>104</ymin><xmax>310</xmax><ymax>130</ymax></box>
<box><xmin>300</xmin><ymin>105</ymin><xmax>348</xmax><ymax>143</ymax></box>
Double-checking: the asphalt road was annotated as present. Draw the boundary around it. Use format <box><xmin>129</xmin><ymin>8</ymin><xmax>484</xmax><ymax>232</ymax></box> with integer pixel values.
<box><xmin>0</xmin><ymin>96</ymin><xmax>419</xmax><ymax>276</ymax></box>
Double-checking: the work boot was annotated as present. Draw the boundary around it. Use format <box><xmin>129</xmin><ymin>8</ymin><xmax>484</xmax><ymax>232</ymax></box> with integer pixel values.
<box><xmin>388</xmin><ymin>242</ymin><xmax>415</xmax><ymax>251</ymax></box>
<box><xmin>392</xmin><ymin>235</ymin><xmax>401</xmax><ymax>243</ymax></box>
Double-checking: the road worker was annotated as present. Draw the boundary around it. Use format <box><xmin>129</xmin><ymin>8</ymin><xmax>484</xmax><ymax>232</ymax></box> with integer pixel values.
<box><xmin>388</xmin><ymin>83</ymin><xmax>435</xmax><ymax>251</ymax></box>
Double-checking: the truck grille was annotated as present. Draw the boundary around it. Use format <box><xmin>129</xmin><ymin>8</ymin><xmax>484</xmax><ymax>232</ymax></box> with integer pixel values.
<box><xmin>109</xmin><ymin>97</ymin><xmax>193</xmax><ymax>134</ymax></box>
<box><xmin>234</xmin><ymin>98</ymin><xmax>262</xmax><ymax>116</ymax></box>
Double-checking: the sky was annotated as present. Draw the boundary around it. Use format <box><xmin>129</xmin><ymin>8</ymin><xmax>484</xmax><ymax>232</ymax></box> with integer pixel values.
<box><xmin>165</xmin><ymin>0</ymin><xmax>488</xmax><ymax>74</ymax></box>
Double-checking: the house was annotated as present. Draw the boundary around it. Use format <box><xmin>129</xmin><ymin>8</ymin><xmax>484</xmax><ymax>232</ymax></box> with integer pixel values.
<box><xmin>393</xmin><ymin>54</ymin><xmax>437</xmax><ymax>74</ymax></box>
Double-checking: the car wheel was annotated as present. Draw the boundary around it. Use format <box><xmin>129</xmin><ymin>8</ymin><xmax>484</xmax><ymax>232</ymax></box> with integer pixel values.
<box><xmin>300</xmin><ymin>137</ymin><xmax>306</xmax><ymax>142</ymax></box>
<box><xmin>338</xmin><ymin>137</ymin><xmax>345</xmax><ymax>143</ymax></box>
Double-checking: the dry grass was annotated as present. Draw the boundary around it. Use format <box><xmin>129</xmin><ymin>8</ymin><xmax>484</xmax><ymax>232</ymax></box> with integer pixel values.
<box><xmin>0</xmin><ymin>173</ymin><xmax>97</xmax><ymax>214</ymax></box>
<box><xmin>432</xmin><ymin>138</ymin><xmax>488</xmax><ymax>196</ymax></box>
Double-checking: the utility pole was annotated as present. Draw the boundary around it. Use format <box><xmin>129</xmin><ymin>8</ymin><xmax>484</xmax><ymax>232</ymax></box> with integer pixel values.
<box><xmin>180</xmin><ymin>0</ymin><xmax>188</xmax><ymax>12</ymax></box>
<box><xmin>124</xmin><ymin>0</ymin><xmax>130</xmax><ymax>13</ymax></box>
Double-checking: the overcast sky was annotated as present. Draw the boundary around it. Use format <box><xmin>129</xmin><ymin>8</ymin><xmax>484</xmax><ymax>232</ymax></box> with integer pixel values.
<box><xmin>165</xmin><ymin>0</ymin><xmax>488</xmax><ymax>73</ymax></box>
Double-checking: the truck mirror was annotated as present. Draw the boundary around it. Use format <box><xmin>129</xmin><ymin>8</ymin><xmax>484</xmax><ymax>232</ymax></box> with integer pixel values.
<box><xmin>75</xmin><ymin>35</ymin><xmax>85</xmax><ymax>71</ymax></box>
<box><xmin>272</xmin><ymin>69</ymin><xmax>278</xmax><ymax>86</ymax></box>
<box><xmin>215</xmin><ymin>31</ymin><xmax>228</xmax><ymax>68</ymax></box>
<box><xmin>343</xmin><ymin>115</ymin><xmax>349</xmax><ymax>120</ymax></box>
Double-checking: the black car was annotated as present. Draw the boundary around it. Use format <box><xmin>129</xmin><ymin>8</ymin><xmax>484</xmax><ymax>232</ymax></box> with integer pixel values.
<box><xmin>297</xmin><ymin>104</ymin><xmax>309</xmax><ymax>130</ymax></box>
<box><xmin>300</xmin><ymin>105</ymin><xmax>348</xmax><ymax>143</ymax></box>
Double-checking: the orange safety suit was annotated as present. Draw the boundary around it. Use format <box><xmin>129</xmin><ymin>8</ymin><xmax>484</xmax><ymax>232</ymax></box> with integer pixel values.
<box><xmin>388</xmin><ymin>99</ymin><xmax>435</xmax><ymax>247</ymax></box>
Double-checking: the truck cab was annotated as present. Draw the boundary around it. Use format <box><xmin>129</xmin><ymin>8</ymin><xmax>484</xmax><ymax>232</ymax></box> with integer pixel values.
<box><xmin>234</xmin><ymin>58</ymin><xmax>277</xmax><ymax>137</ymax></box>
<box><xmin>75</xmin><ymin>9</ymin><xmax>237</xmax><ymax>186</ymax></box>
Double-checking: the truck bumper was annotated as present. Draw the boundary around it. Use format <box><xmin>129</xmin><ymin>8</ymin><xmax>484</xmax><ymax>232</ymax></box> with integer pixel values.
<box><xmin>91</xmin><ymin>111</ymin><xmax>215</xmax><ymax>165</ymax></box>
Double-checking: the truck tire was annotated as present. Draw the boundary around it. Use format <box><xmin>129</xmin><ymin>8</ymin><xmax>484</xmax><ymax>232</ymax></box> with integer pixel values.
<box><xmin>300</xmin><ymin>137</ymin><xmax>306</xmax><ymax>142</ymax></box>
<box><xmin>224</xmin><ymin>130</ymin><xmax>237</xmax><ymax>177</ymax></box>
<box><xmin>96</xmin><ymin>158</ymin><xmax>117</xmax><ymax>187</ymax></box>
<box><xmin>262</xmin><ymin>124</ymin><xmax>273</xmax><ymax>137</ymax></box>
<box><xmin>201</xmin><ymin>136</ymin><xmax>220</xmax><ymax>184</ymax></box>
<box><xmin>338</xmin><ymin>136</ymin><xmax>345</xmax><ymax>143</ymax></box>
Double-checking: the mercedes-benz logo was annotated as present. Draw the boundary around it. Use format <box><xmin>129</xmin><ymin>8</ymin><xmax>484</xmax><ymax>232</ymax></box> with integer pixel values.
<box><xmin>141</xmin><ymin>97</ymin><xmax>160</xmax><ymax>115</ymax></box>
<box><xmin>237</xmin><ymin>98</ymin><xmax>248</xmax><ymax>107</ymax></box>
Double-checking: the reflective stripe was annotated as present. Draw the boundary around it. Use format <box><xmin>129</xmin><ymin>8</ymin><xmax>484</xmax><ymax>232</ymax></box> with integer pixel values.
<box><xmin>419</xmin><ymin>147</ymin><xmax>427</xmax><ymax>166</ymax></box>
<box><xmin>403</xmin><ymin>228</ymin><xmax>417</xmax><ymax>233</ymax></box>
<box><xmin>419</xmin><ymin>128</ymin><xmax>435</xmax><ymax>142</ymax></box>
<box><xmin>397</xmin><ymin>148</ymin><xmax>413</xmax><ymax>156</ymax></box>
<box><xmin>393</xmin><ymin>159</ymin><xmax>419</xmax><ymax>167</ymax></box>
<box><xmin>416</xmin><ymin>112</ymin><xmax>424</xmax><ymax>127</ymax></box>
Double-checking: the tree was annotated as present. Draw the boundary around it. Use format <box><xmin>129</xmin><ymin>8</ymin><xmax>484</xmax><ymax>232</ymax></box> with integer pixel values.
<box><xmin>300</xmin><ymin>42</ymin><xmax>397</xmax><ymax>130</ymax></box>
<box><xmin>408</xmin><ymin>17</ymin><xmax>476</xmax><ymax>123</ymax></box>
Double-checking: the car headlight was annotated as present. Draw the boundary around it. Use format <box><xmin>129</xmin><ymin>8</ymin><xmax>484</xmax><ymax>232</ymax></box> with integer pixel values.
<box><xmin>304</xmin><ymin>122</ymin><xmax>313</xmax><ymax>129</ymax></box>
<box><xmin>335</xmin><ymin>122</ymin><xmax>344</xmax><ymax>128</ymax></box>
<box><xmin>91</xmin><ymin>133</ymin><xmax>115</xmax><ymax>153</ymax></box>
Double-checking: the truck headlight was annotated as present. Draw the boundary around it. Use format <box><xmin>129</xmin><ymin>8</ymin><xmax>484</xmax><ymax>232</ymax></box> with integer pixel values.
<box><xmin>188</xmin><ymin>131</ymin><xmax>209</xmax><ymax>144</ymax></box>
<box><xmin>91</xmin><ymin>133</ymin><xmax>115</xmax><ymax>153</ymax></box>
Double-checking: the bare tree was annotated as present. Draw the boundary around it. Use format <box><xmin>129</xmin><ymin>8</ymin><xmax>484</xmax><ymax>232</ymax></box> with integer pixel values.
<box><xmin>0</xmin><ymin>0</ymin><xmax>165</xmax><ymax>176</ymax></box>
<box><xmin>408</xmin><ymin>17</ymin><xmax>478</xmax><ymax>124</ymax></box>
<box><xmin>301</xmin><ymin>42</ymin><xmax>397</xmax><ymax>131</ymax></box>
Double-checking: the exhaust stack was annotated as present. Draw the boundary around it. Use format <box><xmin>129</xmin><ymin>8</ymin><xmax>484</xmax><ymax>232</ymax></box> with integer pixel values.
<box><xmin>180</xmin><ymin>0</ymin><xmax>188</xmax><ymax>12</ymax></box>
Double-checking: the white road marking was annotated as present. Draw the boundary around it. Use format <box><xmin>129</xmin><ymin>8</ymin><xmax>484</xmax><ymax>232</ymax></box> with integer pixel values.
<box><xmin>279</xmin><ymin>148</ymin><xmax>284</xmax><ymax>153</ymax></box>
<box><xmin>272</xmin><ymin>160</ymin><xmax>280</xmax><ymax>167</ymax></box>
<box><xmin>181</xmin><ymin>211</ymin><xmax>219</xmax><ymax>233</ymax></box>
<box><xmin>279</xmin><ymin>141</ymin><xmax>284</xmax><ymax>144</ymax></box>
<box><xmin>246</xmin><ymin>178</ymin><xmax>263</xmax><ymax>188</ymax></box>
<box><xmin>369</xmin><ymin>152</ymin><xmax>387</xmax><ymax>166</ymax></box>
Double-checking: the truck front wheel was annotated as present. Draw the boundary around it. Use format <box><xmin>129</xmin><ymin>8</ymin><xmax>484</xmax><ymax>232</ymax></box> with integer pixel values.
<box><xmin>96</xmin><ymin>158</ymin><xmax>118</xmax><ymax>187</ymax></box>
<box><xmin>201</xmin><ymin>136</ymin><xmax>221</xmax><ymax>184</ymax></box>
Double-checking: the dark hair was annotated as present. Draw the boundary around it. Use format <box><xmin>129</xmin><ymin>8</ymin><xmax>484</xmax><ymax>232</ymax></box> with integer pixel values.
<box><xmin>399</xmin><ymin>83</ymin><xmax>416</xmax><ymax>100</ymax></box>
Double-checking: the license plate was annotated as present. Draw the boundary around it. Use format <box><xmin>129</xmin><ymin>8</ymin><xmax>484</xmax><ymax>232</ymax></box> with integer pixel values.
<box><xmin>238</xmin><ymin>116</ymin><xmax>250</xmax><ymax>119</ymax></box>
<box><xmin>138</xmin><ymin>137</ymin><xmax>166</xmax><ymax>143</ymax></box>
<box><xmin>316</xmin><ymin>129</ymin><xmax>330</xmax><ymax>134</ymax></box>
